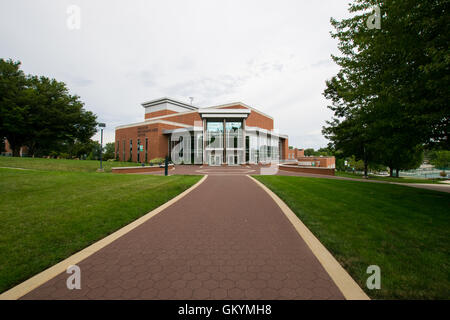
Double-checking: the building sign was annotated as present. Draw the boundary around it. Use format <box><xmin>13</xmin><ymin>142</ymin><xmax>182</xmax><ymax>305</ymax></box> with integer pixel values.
<box><xmin>137</xmin><ymin>126</ymin><xmax>158</xmax><ymax>136</ymax></box>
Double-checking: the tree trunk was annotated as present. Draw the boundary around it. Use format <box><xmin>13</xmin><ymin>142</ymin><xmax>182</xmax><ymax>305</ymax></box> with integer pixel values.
<box><xmin>27</xmin><ymin>146</ymin><xmax>35</xmax><ymax>158</ymax></box>
<box><xmin>396</xmin><ymin>169</ymin><xmax>400</xmax><ymax>178</ymax></box>
<box><xmin>12</xmin><ymin>146</ymin><xmax>21</xmax><ymax>157</ymax></box>
<box><xmin>389</xmin><ymin>167</ymin><xmax>394</xmax><ymax>177</ymax></box>
<box><xmin>363</xmin><ymin>160</ymin><xmax>368</xmax><ymax>178</ymax></box>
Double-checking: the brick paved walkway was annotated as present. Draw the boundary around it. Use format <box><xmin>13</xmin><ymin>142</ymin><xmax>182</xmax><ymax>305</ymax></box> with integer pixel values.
<box><xmin>22</xmin><ymin>175</ymin><xmax>344</xmax><ymax>300</ymax></box>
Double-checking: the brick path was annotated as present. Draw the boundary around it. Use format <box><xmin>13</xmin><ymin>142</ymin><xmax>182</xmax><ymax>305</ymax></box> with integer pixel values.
<box><xmin>22</xmin><ymin>175</ymin><xmax>344</xmax><ymax>300</ymax></box>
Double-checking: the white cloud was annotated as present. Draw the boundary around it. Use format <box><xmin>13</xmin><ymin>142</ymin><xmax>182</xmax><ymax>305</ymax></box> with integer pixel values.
<box><xmin>0</xmin><ymin>0</ymin><xmax>351</xmax><ymax>149</ymax></box>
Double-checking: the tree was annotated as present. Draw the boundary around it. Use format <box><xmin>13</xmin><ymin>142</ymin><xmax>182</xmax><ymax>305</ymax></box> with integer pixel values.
<box><xmin>0</xmin><ymin>59</ymin><xmax>97</xmax><ymax>157</ymax></box>
<box><xmin>323</xmin><ymin>0</ymin><xmax>449</xmax><ymax>178</ymax></box>
<box><xmin>304</xmin><ymin>148</ymin><xmax>315</xmax><ymax>156</ymax></box>
<box><xmin>323</xmin><ymin>111</ymin><xmax>376</xmax><ymax>177</ymax></box>
<box><xmin>86</xmin><ymin>140</ymin><xmax>102</xmax><ymax>161</ymax></box>
<box><xmin>103</xmin><ymin>142</ymin><xmax>115</xmax><ymax>161</ymax></box>
<box><xmin>0</xmin><ymin>59</ymin><xmax>33</xmax><ymax>156</ymax></box>
<box><xmin>25</xmin><ymin>76</ymin><xmax>97</xmax><ymax>157</ymax></box>
<box><xmin>66</xmin><ymin>139</ymin><xmax>99</xmax><ymax>159</ymax></box>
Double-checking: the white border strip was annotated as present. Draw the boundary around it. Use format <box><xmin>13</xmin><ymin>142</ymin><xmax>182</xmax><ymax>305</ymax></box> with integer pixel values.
<box><xmin>0</xmin><ymin>175</ymin><xmax>208</xmax><ymax>300</ymax></box>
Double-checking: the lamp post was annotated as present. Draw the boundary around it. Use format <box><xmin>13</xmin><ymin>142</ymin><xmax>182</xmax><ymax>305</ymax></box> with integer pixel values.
<box><xmin>98</xmin><ymin>123</ymin><xmax>106</xmax><ymax>171</ymax></box>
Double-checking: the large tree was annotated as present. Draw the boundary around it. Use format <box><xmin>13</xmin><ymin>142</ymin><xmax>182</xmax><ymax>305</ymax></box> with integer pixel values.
<box><xmin>0</xmin><ymin>59</ymin><xmax>34</xmax><ymax>156</ymax></box>
<box><xmin>26</xmin><ymin>75</ymin><xmax>97</xmax><ymax>157</ymax></box>
<box><xmin>323</xmin><ymin>0</ymin><xmax>449</xmax><ymax>176</ymax></box>
<box><xmin>0</xmin><ymin>59</ymin><xmax>97</xmax><ymax>157</ymax></box>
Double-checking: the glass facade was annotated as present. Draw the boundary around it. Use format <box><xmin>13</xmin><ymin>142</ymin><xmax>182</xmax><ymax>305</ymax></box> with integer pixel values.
<box><xmin>129</xmin><ymin>139</ymin><xmax>132</xmax><ymax>161</ymax></box>
<box><xmin>137</xmin><ymin>139</ymin><xmax>140</xmax><ymax>163</ymax></box>
<box><xmin>168</xmin><ymin>118</ymin><xmax>281</xmax><ymax>165</ymax></box>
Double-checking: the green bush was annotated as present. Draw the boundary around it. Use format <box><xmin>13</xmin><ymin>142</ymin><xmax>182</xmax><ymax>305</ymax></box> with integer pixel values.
<box><xmin>149</xmin><ymin>157</ymin><xmax>165</xmax><ymax>165</ymax></box>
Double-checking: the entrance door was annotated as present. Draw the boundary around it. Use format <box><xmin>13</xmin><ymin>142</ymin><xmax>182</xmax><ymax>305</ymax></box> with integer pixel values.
<box><xmin>209</xmin><ymin>154</ymin><xmax>222</xmax><ymax>166</ymax></box>
<box><xmin>227</xmin><ymin>154</ymin><xmax>239</xmax><ymax>166</ymax></box>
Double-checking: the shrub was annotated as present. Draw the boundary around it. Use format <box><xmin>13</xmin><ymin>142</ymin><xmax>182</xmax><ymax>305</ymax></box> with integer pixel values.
<box><xmin>149</xmin><ymin>157</ymin><xmax>165</xmax><ymax>165</ymax></box>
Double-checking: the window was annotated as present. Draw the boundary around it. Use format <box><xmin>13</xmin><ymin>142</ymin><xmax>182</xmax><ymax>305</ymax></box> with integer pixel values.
<box><xmin>245</xmin><ymin>136</ymin><xmax>249</xmax><ymax>163</ymax></box>
<box><xmin>206</xmin><ymin>121</ymin><xmax>223</xmax><ymax>132</ymax></box>
<box><xmin>123</xmin><ymin>140</ymin><xmax>125</xmax><ymax>161</ymax></box>
<box><xmin>191</xmin><ymin>135</ymin><xmax>194</xmax><ymax>164</ymax></box>
<box><xmin>225</xmin><ymin>121</ymin><xmax>242</xmax><ymax>131</ymax></box>
<box><xmin>137</xmin><ymin>139</ymin><xmax>140</xmax><ymax>163</ymax></box>
<box><xmin>145</xmin><ymin>138</ymin><xmax>148</xmax><ymax>163</ymax></box>
<box><xmin>129</xmin><ymin>139</ymin><xmax>133</xmax><ymax>161</ymax></box>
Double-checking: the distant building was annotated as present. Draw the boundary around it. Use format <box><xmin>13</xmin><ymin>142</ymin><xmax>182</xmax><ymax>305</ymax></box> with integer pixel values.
<box><xmin>287</xmin><ymin>148</ymin><xmax>304</xmax><ymax>160</ymax></box>
<box><xmin>1</xmin><ymin>138</ymin><xmax>28</xmax><ymax>157</ymax></box>
<box><xmin>115</xmin><ymin>97</ymin><xmax>290</xmax><ymax>165</ymax></box>
<box><xmin>297</xmin><ymin>156</ymin><xmax>335</xmax><ymax>169</ymax></box>
<box><xmin>287</xmin><ymin>147</ymin><xmax>335</xmax><ymax>168</ymax></box>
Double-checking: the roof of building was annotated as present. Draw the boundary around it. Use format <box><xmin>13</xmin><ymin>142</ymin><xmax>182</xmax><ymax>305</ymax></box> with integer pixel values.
<box><xmin>141</xmin><ymin>97</ymin><xmax>198</xmax><ymax>111</ymax></box>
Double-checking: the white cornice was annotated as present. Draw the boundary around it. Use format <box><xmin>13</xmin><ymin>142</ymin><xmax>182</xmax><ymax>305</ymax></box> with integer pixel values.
<box><xmin>205</xmin><ymin>102</ymin><xmax>274</xmax><ymax>120</ymax></box>
<box><xmin>141</xmin><ymin>97</ymin><xmax>198</xmax><ymax>110</ymax></box>
<box><xmin>115</xmin><ymin>119</ymin><xmax>192</xmax><ymax>130</ymax></box>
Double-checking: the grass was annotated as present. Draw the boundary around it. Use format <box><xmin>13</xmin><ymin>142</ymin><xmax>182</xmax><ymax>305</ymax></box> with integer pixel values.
<box><xmin>254</xmin><ymin>175</ymin><xmax>450</xmax><ymax>299</ymax></box>
<box><xmin>335</xmin><ymin>171</ymin><xmax>445</xmax><ymax>184</ymax></box>
<box><xmin>0</xmin><ymin>161</ymin><xmax>201</xmax><ymax>294</ymax></box>
<box><xmin>0</xmin><ymin>156</ymin><xmax>140</xmax><ymax>173</ymax></box>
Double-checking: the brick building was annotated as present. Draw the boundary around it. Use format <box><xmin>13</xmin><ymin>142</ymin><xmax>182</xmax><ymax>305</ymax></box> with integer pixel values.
<box><xmin>115</xmin><ymin>97</ymin><xmax>290</xmax><ymax>165</ymax></box>
<box><xmin>287</xmin><ymin>148</ymin><xmax>305</xmax><ymax>160</ymax></box>
<box><xmin>1</xmin><ymin>139</ymin><xmax>28</xmax><ymax>157</ymax></box>
<box><xmin>286</xmin><ymin>147</ymin><xmax>335</xmax><ymax>168</ymax></box>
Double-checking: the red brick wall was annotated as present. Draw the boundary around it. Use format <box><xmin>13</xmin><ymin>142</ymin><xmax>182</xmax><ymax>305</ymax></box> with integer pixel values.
<box><xmin>280</xmin><ymin>138</ymin><xmax>289</xmax><ymax>160</ymax></box>
<box><xmin>297</xmin><ymin>156</ymin><xmax>335</xmax><ymax>168</ymax></box>
<box><xmin>219</xmin><ymin>104</ymin><xmax>273</xmax><ymax>130</ymax></box>
<box><xmin>112</xmin><ymin>165</ymin><xmax>174</xmax><ymax>174</ymax></box>
<box><xmin>157</xmin><ymin>112</ymin><xmax>202</xmax><ymax>126</ymax></box>
<box><xmin>246</xmin><ymin>111</ymin><xmax>273</xmax><ymax>131</ymax></box>
<box><xmin>145</xmin><ymin>110</ymin><xmax>178</xmax><ymax>119</ymax></box>
<box><xmin>220</xmin><ymin>105</ymin><xmax>248</xmax><ymax>110</ymax></box>
<box><xmin>3</xmin><ymin>139</ymin><xmax>28</xmax><ymax>155</ymax></box>
<box><xmin>296</xmin><ymin>149</ymin><xmax>305</xmax><ymax>158</ymax></box>
<box><xmin>115</xmin><ymin>123</ymin><xmax>185</xmax><ymax>162</ymax></box>
<box><xmin>287</xmin><ymin>148</ymin><xmax>305</xmax><ymax>160</ymax></box>
<box><xmin>279</xmin><ymin>165</ymin><xmax>335</xmax><ymax>176</ymax></box>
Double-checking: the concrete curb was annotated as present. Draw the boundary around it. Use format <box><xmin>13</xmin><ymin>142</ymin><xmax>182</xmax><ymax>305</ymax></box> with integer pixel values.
<box><xmin>0</xmin><ymin>175</ymin><xmax>208</xmax><ymax>300</ymax></box>
<box><xmin>248</xmin><ymin>175</ymin><xmax>370</xmax><ymax>300</ymax></box>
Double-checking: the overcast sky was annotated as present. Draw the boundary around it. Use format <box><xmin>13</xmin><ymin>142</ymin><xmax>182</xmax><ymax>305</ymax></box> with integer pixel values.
<box><xmin>0</xmin><ymin>0</ymin><xmax>352</xmax><ymax>149</ymax></box>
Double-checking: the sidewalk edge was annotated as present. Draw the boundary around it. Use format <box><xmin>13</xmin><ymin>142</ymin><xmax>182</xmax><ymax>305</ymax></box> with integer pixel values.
<box><xmin>248</xmin><ymin>175</ymin><xmax>370</xmax><ymax>300</ymax></box>
<box><xmin>0</xmin><ymin>175</ymin><xmax>208</xmax><ymax>300</ymax></box>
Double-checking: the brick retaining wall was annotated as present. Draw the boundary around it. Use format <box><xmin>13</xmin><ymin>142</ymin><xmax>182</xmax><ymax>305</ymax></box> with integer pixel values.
<box><xmin>278</xmin><ymin>164</ymin><xmax>335</xmax><ymax>176</ymax></box>
<box><xmin>111</xmin><ymin>165</ymin><xmax>174</xmax><ymax>174</ymax></box>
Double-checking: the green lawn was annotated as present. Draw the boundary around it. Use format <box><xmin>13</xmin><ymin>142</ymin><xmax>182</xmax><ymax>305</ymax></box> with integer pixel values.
<box><xmin>254</xmin><ymin>175</ymin><xmax>450</xmax><ymax>300</ymax></box>
<box><xmin>0</xmin><ymin>156</ymin><xmax>140</xmax><ymax>173</ymax></box>
<box><xmin>0</xmin><ymin>166</ymin><xmax>200</xmax><ymax>293</ymax></box>
<box><xmin>335</xmin><ymin>171</ymin><xmax>445</xmax><ymax>184</ymax></box>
